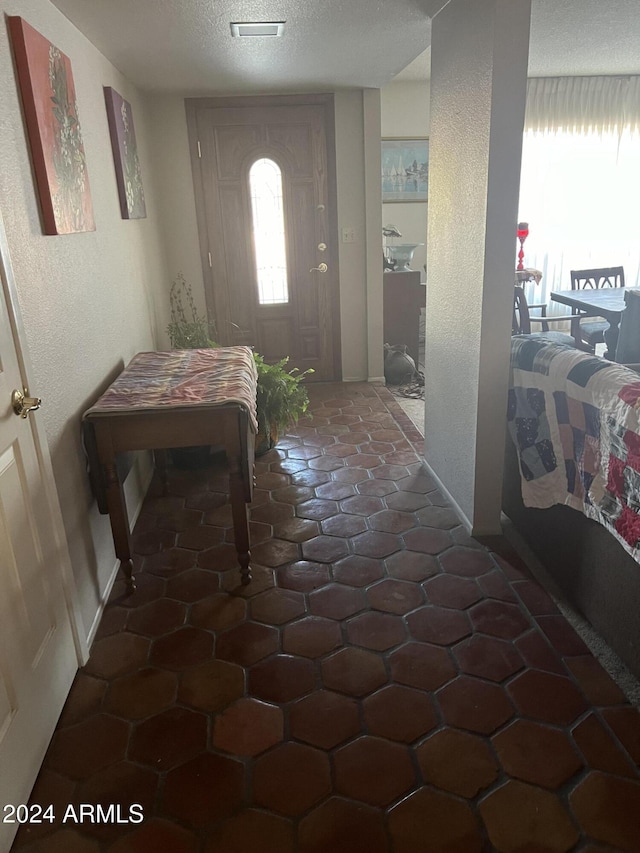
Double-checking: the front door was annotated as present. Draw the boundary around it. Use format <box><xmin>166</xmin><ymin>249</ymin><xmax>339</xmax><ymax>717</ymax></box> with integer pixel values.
<box><xmin>0</xmin><ymin>212</ymin><xmax>79</xmax><ymax>850</ymax></box>
<box><xmin>187</xmin><ymin>94</ymin><xmax>341</xmax><ymax>381</ymax></box>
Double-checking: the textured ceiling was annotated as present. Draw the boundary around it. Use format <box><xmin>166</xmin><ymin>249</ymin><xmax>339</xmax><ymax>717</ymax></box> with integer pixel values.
<box><xmin>50</xmin><ymin>0</ymin><xmax>640</xmax><ymax>94</ymax></box>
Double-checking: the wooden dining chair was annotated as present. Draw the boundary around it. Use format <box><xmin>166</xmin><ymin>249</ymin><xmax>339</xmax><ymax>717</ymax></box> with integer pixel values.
<box><xmin>569</xmin><ymin>266</ymin><xmax>626</xmax><ymax>350</ymax></box>
<box><xmin>513</xmin><ymin>286</ymin><xmax>583</xmax><ymax>348</ymax></box>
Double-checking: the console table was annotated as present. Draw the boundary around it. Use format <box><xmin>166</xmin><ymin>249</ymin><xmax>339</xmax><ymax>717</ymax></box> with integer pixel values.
<box><xmin>83</xmin><ymin>347</ymin><xmax>257</xmax><ymax>592</ymax></box>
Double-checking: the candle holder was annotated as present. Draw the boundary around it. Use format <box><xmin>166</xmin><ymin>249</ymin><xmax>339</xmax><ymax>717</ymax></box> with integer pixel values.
<box><xmin>516</xmin><ymin>221</ymin><xmax>529</xmax><ymax>271</ymax></box>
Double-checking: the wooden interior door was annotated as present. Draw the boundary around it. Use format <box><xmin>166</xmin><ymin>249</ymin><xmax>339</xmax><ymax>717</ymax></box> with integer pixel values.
<box><xmin>0</xmin><ymin>213</ymin><xmax>79</xmax><ymax>850</ymax></box>
<box><xmin>187</xmin><ymin>94</ymin><xmax>341</xmax><ymax>381</ymax></box>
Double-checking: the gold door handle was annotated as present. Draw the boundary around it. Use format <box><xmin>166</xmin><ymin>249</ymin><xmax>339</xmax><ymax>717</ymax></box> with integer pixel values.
<box><xmin>12</xmin><ymin>388</ymin><xmax>41</xmax><ymax>419</ymax></box>
<box><xmin>310</xmin><ymin>263</ymin><xmax>328</xmax><ymax>273</ymax></box>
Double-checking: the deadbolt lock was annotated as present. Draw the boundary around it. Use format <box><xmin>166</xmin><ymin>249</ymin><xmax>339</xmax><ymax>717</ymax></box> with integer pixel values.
<box><xmin>317</xmin><ymin>243</ymin><xmax>327</xmax><ymax>252</ymax></box>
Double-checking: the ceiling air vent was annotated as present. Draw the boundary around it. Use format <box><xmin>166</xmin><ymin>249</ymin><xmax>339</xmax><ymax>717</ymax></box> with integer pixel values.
<box><xmin>230</xmin><ymin>22</ymin><xmax>285</xmax><ymax>37</ymax></box>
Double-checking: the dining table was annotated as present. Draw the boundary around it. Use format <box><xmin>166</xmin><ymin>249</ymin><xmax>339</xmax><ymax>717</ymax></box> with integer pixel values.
<box><xmin>550</xmin><ymin>286</ymin><xmax>640</xmax><ymax>359</ymax></box>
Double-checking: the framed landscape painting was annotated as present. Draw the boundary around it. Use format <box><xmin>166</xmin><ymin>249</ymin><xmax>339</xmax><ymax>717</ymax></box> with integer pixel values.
<box><xmin>104</xmin><ymin>86</ymin><xmax>146</xmax><ymax>219</ymax></box>
<box><xmin>9</xmin><ymin>16</ymin><xmax>95</xmax><ymax>234</ymax></box>
<box><xmin>381</xmin><ymin>138</ymin><xmax>429</xmax><ymax>203</ymax></box>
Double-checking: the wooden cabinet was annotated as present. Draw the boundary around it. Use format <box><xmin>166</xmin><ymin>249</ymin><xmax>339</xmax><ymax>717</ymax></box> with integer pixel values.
<box><xmin>383</xmin><ymin>271</ymin><xmax>424</xmax><ymax>367</ymax></box>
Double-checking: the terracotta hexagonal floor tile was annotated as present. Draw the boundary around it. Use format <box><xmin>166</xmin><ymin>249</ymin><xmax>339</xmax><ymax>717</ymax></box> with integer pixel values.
<box><xmin>314</xmin><ymin>481</ymin><xmax>356</xmax><ymax>501</ymax></box>
<box><xmin>600</xmin><ymin>706</ymin><xmax>640</xmax><ymax>764</ymax></box>
<box><xmin>325</xmin><ymin>442</ymin><xmax>360</xmax><ymax>458</ymax></box>
<box><xmin>107</xmin><ymin>818</ymin><xmax>198</xmax><ymax>853</ymax></box>
<box><xmin>572</xmin><ymin>714</ymin><xmax>637</xmax><ymax>778</ymax></box>
<box><xmin>385</xmin><ymin>490</ymin><xmax>431</xmax><ymax>512</ymax></box>
<box><xmin>402</xmin><ymin>527</ymin><xmax>452</xmax><ymax>555</ymax></box>
<box><xmin>197</xmin><ymin>542</ymin><xmax>244</xmax><ymax>572</ymax></box>
<box><xmin>570</xmin><ymin>771</ymin><xmax>640</xmax><ymax>852</ymax></box>
<box><xmin>363</xmin><ymin>685</ymin><xmax>437</xmax><ymax>743</ymax></box>
<box><xmin>301</xmin><ymin>535</ymin><xmax>349</xmax><ymax>563</ymax></box>
<box><xmin>176</xmin><ymin>525</ymin><xmax>225</xmax><ymax>551</ymax></box>
<box><xmin>126</xmin><ymin>597</ymin><xmax>187</xmax><ymax>636</ymax></box>
<box><xmin>469</xmin><ymin>599</ymin><xmax>532</xmax><ymax>639</ymax></box>
<box><xmin>309</xmin><ymin>583</ymin><xmax>366</xmax><ymax>620</ymax></box>
<box><xmin>481</xmin><ymin>780</ymin><xmax>579</xmax><ymax>852</ymax></box>
<box><xmin>515</xmin><ymin>630</ymin><xmax>566</xmax><ymax>675</ymax></box>
<box><xmin>440</xmin><ymin>546</ymin><xmax>495</xmax><ymax>577</ymax></box>
<box><xmin>345</xmin><ymin>611</ymin><xmax>407</xmax><ymax>650</ymax></box>
<box><xmin>178</xmin><ymin>659</ymin><xmax>244</xmax><ymax>713</ymax></box>
<box><xmin>216</xmin><ymin>621</ymin><xmax>279</xmax><ymax>666</ymax></box>
<box><xmin>248</xmin><ymin>654</ymin><xmax>316</xmax><ymax>703</ymax></box>
<box><xmin>309</xmin><ymin>455</ymin><xmax>345</xmax><ymax>472</ymax></box>
<box><xmin>143</xmin><ymin>546</ymin><xmax>196</xmax><ymax>578</ymax></box>
<box><xmin>416</xmin><ymin>728</ymin><xmax>498</xmax><ymax>797</ymax></box>
<box><xmin>321</xmin><ymin>513</ymin><xmax>367</xmax><ymax>538</ymax></box>
<box><xmin>367</xmin><ymin>578</ymin><xmax>424</xmax><ymax>614</ymax></box>
<box><xmin>493</xmin><ymin>719</ymin><xmax>583</xmax><ymax>788</ymax></box>
<box><xmin>149</xmin><ymin>626</ymin><xmax>213</xmax><ymax>670</ymax></box>
<box><xmin>437</xmin><ymin>676</ymin><xmax>514</xmax><ymax>734</ymax></box>
<box><xmin>369</xmin><ymin>510</ymin><xmax>416</xmax><ymax>534</ymax></box>
<box><xmin>385</xmin><ymin>550</ymin><xmax>439</xmax><ymax>581</ymax></box>
<box><xmin>165</xmin><ymin>568</ymin><xmax>220</xmax><ymax>602</ymax></box>
<box><xmin>57</xmin><ymin>673</ymin><xmax>107</xmax><ymax>728</ymax></box>
<box><xmin>253</xmin><ymin>742</ymin><xmax>331</xmax><ymax>816</ymax></box>
<box><xmin>282</xmin><ymin>616</ymin><xmax>341</xmax><ymax>658</ymax></box>
<box><xmin>333</xmin><ymin>554</ymin><xmax>385</xmax><ymax>587</ymax></box>
<box><xmin>83</xmin><ymin>632</ymin><xmax>150</xmax><ymax>680</ymax></box>
<box><xmin>45</xmin><ymin>714</ymin><xmax>129</xmax><ymax>780</ymax></box>
<box><xmin>415</xmin><ymin>505</ymin><xmax>461</xmax><ymax>529</ymax></box>
<box><xmin>351</xmin><ymin>530</ymin><xmax>402</xmax><ymax>559</ymax></box>
<box><xmin>272</xmin><ymin>485</ymin><xmax>315</xmax><ymax>505</ymax></box>
<box><xmin>129</xmin><ymin>707</ymin><xmax>207</xmax><ymax>770</ymax></box>
<box><xmin>162</xmin><ymin>752</ymin><xmax>244</xmax><ymax>828</ymax></box>
<box><xmin>565</xmin><ymin>656</ymin><xmax>627</xmax><ymax>706</ymax></box>
<box><xmin>250</xmin><ymin>588</ymin><xmax>306</xmax><ymax>625</ymax></box>
<box><xmin>298</xmin><ymin>797</ymin><xmax>389</xmax><ymax>853</ymax></box>
<box><xmin>389</xmin><ymin>641</ymin><xmax>456</xmax><ymax>691</ymax></box>
<box><xmin>190</xmin><ymin>592</ymin><xmax>246</xmax><ymax>631</ymax></box>
<box><xmin>537</xmin><ymin>614</ymin><xmax>590</xmax><ymax>656</ymax></box>
<box><xmin>508</xmin><ymin>670</ymin><xmax>588</xmax><ymax>726</ymax></box>
<box><xmin>334</xmin><ymin>736</ymin><xmax>415</xmax><ymax>806</ymax></box>
<box><xmin>339</xmin><ymin>495</ymin><xmax>385</xmax><ymax>516</ymax></box>
<box><xmin>289</xmin><ymin>690</ymin><xmax>360</xmax><ymax>749</ymax></box>
<box><xmin>357</xmin><ymin>477</ymin><xmax>398</xmax><ymax>497</ymax></box>
<box><xmin>250</xmin><ymin>501</ymin><xmax>295</xmax><ymax>525</ymax></box>
<box><xmin>204</xmin><ymin>810</ymin><xmax>295</xmax><ymax>853</ymax></box>
<box><xmin>454</xmin><ymin>634</ymin><xmax>524</xmax><ymax>682</ymax></box>
<box><xmin>332</xmin><ymin>466</ymin><xmax>371</xmax><ymax>484</ymax></box>
<box><xmin>277</xmin><ymin>560</ymin><xmax>330</xmax><ymax>591</ymax></box>
<box><xmin>370</xmin><ymin>463</ymin><xmax>409</xmax><ymax>481</ymax></box>
<box><xmin>213</xmin><ymin>698</ymin><xmax>283</xmax><ymax>756</ymax></box>
<box><xmin>321</xmin><ymin>647</ymin><xmax>388</xmax><ymax>697</ymax></box>
<box><xmin>477</xmin><ymin>569</ymin><xmax>517</xmax><ymax>602</ymax></box>
<box><xmin>104</xmin><ymin>667</ymin><xmax>177</xmax><ymax>720</ymax></box>
<box><xmin>388</xmin><ymin>787</ymin><xmax>482</xmax><ymax>853</ymax></box>
<box><xmin>274</xmin><ymin>517</ymin><xmax>319</xmax><ymax>543</ymax></box>
<box><xmin>75</xmin><ymin>761</ymin><xmax>158</xmax><ymax>841</ymax></box>
<box><xmin>406</xmin><ymin>605</ymin><xmax>471</xmax><ymax>646</ymax></box>
<box><xmin>291</xmin><ymin>469</ymin><xmax>331</xmax><ymax>487</ymax></box>
<box><xmin>250</xmin><ymin>538</ymin><xmax>300</xmax><ymax>567</ymax></box>
<box><xmin>424</xmin><ymin>574</ymin><xmax>483</xmax><ymax>610</ymax></box>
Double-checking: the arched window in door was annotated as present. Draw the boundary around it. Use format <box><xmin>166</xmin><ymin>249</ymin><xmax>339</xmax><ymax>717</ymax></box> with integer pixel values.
<box><xmin>249</xmin><ymin>158</ymin><xmax>289</xmax><ymax>305</ymax></box>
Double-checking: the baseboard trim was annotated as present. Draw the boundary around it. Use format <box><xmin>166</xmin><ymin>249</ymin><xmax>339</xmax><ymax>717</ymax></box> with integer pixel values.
<box><xmin>421</xmin><ymin>457</ymin><xmax>473</xmax><ymax>535</ymax></box>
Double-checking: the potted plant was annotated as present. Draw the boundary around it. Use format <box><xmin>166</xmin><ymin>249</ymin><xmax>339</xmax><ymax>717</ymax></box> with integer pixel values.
<box><xmin>253</xmin><ymin>353</ymin><xmax>313</xmax><ymax>455</ymax></box>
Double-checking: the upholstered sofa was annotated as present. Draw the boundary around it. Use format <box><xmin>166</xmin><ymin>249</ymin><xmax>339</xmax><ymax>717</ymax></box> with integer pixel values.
<box><xmin>502</xmin><ymin>337</ymin><xmax>640</xmax><ymax>680</ymax></box>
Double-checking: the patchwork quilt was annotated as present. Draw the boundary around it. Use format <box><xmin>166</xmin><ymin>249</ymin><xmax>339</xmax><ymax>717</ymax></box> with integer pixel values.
<box><xmin>508</xmin><ymin>337</ymin><xmax>640</xmax><ymax>561</ymax></box>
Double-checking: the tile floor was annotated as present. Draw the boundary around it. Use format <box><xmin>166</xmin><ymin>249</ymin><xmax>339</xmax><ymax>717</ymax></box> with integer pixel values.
<box><xmin>13</xmin><ymin>383</ymin><xmax>640</xmax><ymax>853</ymax></box>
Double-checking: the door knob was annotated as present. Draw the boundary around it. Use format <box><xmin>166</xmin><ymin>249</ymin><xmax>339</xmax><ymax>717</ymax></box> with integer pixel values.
<box><xmin>12</xmin><ymin>388</ymin><xmax>41</xmax><ymax>419</ymax></box>
<box><xmin>310</xmin><ymin>263</ymin><xmax>328</xmax><ymax>273</ymax></box>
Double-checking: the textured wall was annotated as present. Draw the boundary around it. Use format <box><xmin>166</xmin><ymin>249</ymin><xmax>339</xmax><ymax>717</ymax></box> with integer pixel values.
<box><xmin>424</xmin><ymin>0</ymin><xmax>531</xmax><ymax>532</ymax></box>
<box><xmin>0</xmin><ymin>0</ymin><xmax>168</xmax><ymax>638</ymax></box>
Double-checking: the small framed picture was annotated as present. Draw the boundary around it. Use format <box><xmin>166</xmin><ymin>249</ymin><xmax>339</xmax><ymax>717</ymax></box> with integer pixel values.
<box><xmin>381</xmin><ymin>138</ymin><xmax>429</xmax><ymax>203</ymax></box>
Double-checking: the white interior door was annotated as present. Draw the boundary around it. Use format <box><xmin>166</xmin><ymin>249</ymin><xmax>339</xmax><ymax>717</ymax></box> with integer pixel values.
<box><xmin>0</xmin><ymin>214</ymin><xmax>80</xmax><ymax>851</ymax></box>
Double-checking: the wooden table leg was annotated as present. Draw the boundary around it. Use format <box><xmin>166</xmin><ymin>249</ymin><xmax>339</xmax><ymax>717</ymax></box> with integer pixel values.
<box><xmin>229</xmin><ymin>459</ymin><xmax>252</xmax><ymax>585</ymax></box>
<box><xmin>104</xmin><ymin>462</ymin><xmax>136</xmax><ymax>594</ymax></box>
<box><xmin>603</xmin><ymin>317</ymin><xmax>621</xmax><ymax>361</ymax></box>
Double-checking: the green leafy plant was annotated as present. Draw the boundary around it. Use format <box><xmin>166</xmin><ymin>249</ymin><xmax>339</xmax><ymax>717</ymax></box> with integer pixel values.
<box><xmin>167</xmin><ymin>273</ymin><xmax>217</xmax><ymax>349</ymax></box>
<box><xmin>253</xmin><ymin>354</ymin><xmax>313</xmax><ymax>451</ymax></box>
